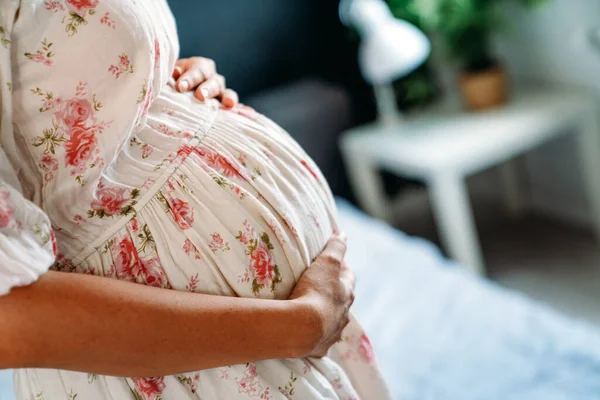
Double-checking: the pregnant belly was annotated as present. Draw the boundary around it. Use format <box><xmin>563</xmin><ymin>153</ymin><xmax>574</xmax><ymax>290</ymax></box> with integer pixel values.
<box><xmin>72</xmin><ymin>104</ymin><xmax>338</xmax><ymax>299</ymax></box>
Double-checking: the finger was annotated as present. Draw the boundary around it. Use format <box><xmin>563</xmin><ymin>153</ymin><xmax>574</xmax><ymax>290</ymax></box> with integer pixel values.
<box><xmin>238</xmin><ymin>104</ymin><xmax>255</xmax><ymax>112</ymax></box>
<box><xmin>176</xmin><ymin>58</ymin><xmax>216</xmax><ymax>92</ymax></box>
<box><xmin>172</xmin><ymin>65</ymin><xmax>184</xmax><ymax>80</ymax></box>
<box><xmin>220</xmin><ymin>89</ymin><xmax>239</xmax><ymax>108</ymax></box>
<box><xmin>195</xmin><ymin>75</ymin><xmax>225</xmax><ymax>101</ymax></box>
<box><xmin>177</xmin><ymin>68</ymin><xmax>204</xmax><ymax>92</ymax></box>
<box><xmin>172</xmin><ymin>59</ymin><xmax>188</xmax><ymax>79</ymax></box>
<box><xmin>319</xmin><ymin>233</ymin><xmax>348</xmax><ymax>265</ymax></box>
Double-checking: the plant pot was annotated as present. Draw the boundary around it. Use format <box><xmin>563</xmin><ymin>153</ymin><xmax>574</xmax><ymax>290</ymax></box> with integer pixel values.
<box><xmin>458</xmin><ymin>65</ymin><xmax>509</xmax><ymax>111</ymax></box>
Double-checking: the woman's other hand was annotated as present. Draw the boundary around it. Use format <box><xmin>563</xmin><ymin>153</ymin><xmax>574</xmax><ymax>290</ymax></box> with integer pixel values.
<box><xmin>289</xmin><ymin>232</ymin><xmax>356</xmax><ymax>358</ymax></box>
<box><xmin>172</xmin><ymin>57</ymin><xmax>239</xmax><ymax>108</ymax></box>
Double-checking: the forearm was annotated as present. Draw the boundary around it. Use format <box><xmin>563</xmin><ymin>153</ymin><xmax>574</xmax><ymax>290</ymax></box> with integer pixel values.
<box><xmin>0</xmin><ymin>271</ymin><xmax>319</xmax><ymax>377</ymax></box>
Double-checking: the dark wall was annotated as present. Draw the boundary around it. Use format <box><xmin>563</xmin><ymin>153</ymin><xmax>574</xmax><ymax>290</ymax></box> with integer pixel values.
<box><xmin>168</xmin><ymin>0</ymin><xmax>375</xmax><ymax>122</ymax></box>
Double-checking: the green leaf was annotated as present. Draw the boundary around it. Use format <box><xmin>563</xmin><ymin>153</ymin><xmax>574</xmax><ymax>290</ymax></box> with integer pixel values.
<box><xmin>259</xmin><ymin>232</ymin><xmax>273</xmax><ymax>250</ymax></box>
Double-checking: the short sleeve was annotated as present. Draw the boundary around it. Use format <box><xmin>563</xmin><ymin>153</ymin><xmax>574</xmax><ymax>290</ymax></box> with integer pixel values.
<box><xmin>0</xmin><ymin>0</ymin><xmax>56</xmax><ymax>296</ymax></box>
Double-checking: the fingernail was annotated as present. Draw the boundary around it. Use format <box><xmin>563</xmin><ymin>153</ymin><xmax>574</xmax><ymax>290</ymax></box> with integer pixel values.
<box><xmin>179</xmin><ymin>80</ymin><xmax>189</xmax><ymax>92</ymax></box>
<box><xmin>200</xmin><ymin>88</ymin><xmax>210</xmax><ymax>100</ymax></box>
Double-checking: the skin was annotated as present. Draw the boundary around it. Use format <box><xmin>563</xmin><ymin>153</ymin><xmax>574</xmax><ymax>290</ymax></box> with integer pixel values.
<box><xmin>173</xmin><ymin>57</ymin><xmax>240</xmax><ymax>108</ymax></box>
<box><xmin>0</xmin><ymin>233</ymin><xmax>355</xmax><ymax>377</ymax></box>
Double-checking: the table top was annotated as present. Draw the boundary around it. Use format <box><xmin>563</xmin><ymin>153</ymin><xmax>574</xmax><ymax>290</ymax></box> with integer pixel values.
<box><xmin>342</xmin><ymin>86</ymin><xmax>597</xmax><ymax>177</ymax></box>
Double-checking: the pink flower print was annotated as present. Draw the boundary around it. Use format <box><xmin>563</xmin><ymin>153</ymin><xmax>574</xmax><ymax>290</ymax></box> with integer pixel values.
<box><xmin>109</xmin><ymin>53</ymin><xmax>134</xmax><ymax>79</ymax></box>
<box><xmin>282</xmin><ymin>217</ymin><xmax>299</xmax><ymax>238</ymax></box>
<box><xmin>156</xmin><ymin>123</ymin><xmax>177</xmax><ymax>137</ymax></box>
<box><xmin>65</xmin><ymin>0</ymin><xmax>99</xmax><ymax>16</ymax></box>
<box><xmin>41</xmin><ymin>96</ymin><xmax>62</xmax><ymax>112</ymax></box>
<box><xmin>73</xmin><ymin>215</ymin><xmax>85</xmax><ymax>227</ymax></box>
<box><xmin>232</xmin><ymin>185</ymin><xmax>246</xmax><ymax>199</ymax></box>
<box><xmin>309</xmin><ymin>213</ymin><xmax>321</xmax><ymax>229</ymax></box>
<box><xmin>208</xmin><ymin>233</ymin><xmax>230</xmax><ymax>253</ymax></box>
<box><xmin>195</xmin><ymin>145</ymin><xmax>246</xmax><ymax>179</ymax></box>
<box><xmin>176</xmin><ymin>145</ymin><xmax>194</xmax><ymax>160</ymax></box>
<box><xmin>93</xmin><ymin>156</ymin><xmax>105</xmax><ymax>169</ymax></box>
<box><xmin>43</xmin><ymin>172</ymin><xmax>55</xmax><ymax>182</ymax></box>
<box><xmin>100</xmin><ymin>12</ymin><xmax>116</xmax><ymax>29</ymax></box>
<box><xmin>183</xmin><ymin>239</ymin><xmax>202</xmax><ymax>260</ymax></box>
<box><xmin>24</xmin><ymin>38</ymin><xmax>55</xmax><ymax>66</ymax></box>
<box><xmin>74</xmin><ymin>81</ymin><xmax>88</xmax><ymax>98</ymax></box>
<box><xmin>137</xmin><ymin>85</ymin><xmax>153</xmax><ymax>121</ymax></box>
<box><xmin>129</xmin><ymin>218</ymin><xmax>140</xmax><ymax>232</ymax></box>
<box><xmin>40</xmin><ymin>153</ymin><xmax>59</xmax><ymax>171</ymax></box>
<box><xmin>30</xmin><ymin>53</ymin><xmax>44</xmax><ymax>63</ymax></box>
<box><xmin>219</xmin><ymin>368</ymin><xmax>230</xmax><ymax>380</ymax></box>
<box><xmin>0</xmin><ymin>191</ymin><xmax>15</xmax><ymax>229</ymax></box>
<box><xmin>169</xmin><ymin>198</ymin><xmax>194</xmax><ymax>230</ymax></box>
<box><xmin>250</xmin><ymin>241</ymin><xmax>276</xmax><ymax>287</ymax></box>
<box><xmin>40</xmin><ymin>154</ymin><xmax>59</xmax><ymax>183</ymax></box>
<box><xmin>301</xmin><ymin>160</ymin><xmax>320</xmax><ymax>183</ymax></box>
<box><xmin>142</xmin><ymin>257</ymin><xmax>169</xmax><ymax>288</ymax></box>
<box><xmin>186</xmin><ymin>273</ymin><xmax>199</xmax><ymax>292</ymax></box>
<box><xmin>142</xmin><ymin>178</ymin><xmax>156</xmax><ymax>190</ymax></box>
<box><xmin>141</xmin><ymin>145</ymin><xmax>153</xmax><ymax>159</ymax></box>
<box><xmin>134</xmin><ymin>377</ymin><xmax>166</xmax><ymax>400</ymax></box>
<box><xmin>44</xmin><ymin>0</ymin><xmax>65</xmax><ymax>12</ymax></box>
<box><xmin>90</xmin><ymin>186</ymin><xmax>132</xmax><ymax>216</ymax></box>
<box><xmin>263</xmin><ymin>149</ymin><xmax>274</xmax><ymax>160</ymax></box>
<box><xmin>80</xmin><ymin>267</ymin><xmax>96</xmax><ymax>275</ymax></box>
<box><xmin>154</xmin><ymin>39</ymin><xmax>160</xmax><ymax>66</ymax></box>
<box><xmin>54</xmin><ymin>98</ymin><xmax>94</xmax><ymax>129</ymax></box>
<box><xmin>163</xmin><ymin>108</ymin><xmax>175</xmax><ymax>116</ymax></box>
<box><xmin>64</xmin><ymin>126</ymin><xmax>96</xmax><ymax>167</ymax></box>
<box><xmin>114</xmin><ymin>236</ymin><xmax>144</xmax><ymax>280</ymax></box>
<box><xmin>237</xmin><ymin>153</ymin><xmax>247</xmax><ymax>166</ymax></box>
<box><xmin>236</xmin><ymin>219</ymin><xmax>255</xmax><ymax>245</ymax></box>
<box><xmin>49</xmin><ymin>229</ymin><xmax>58</xmax><ymax>256</ymax></box>
<box><xmin>357</xmin><ymin>333</ymin><xmax>376</xmax><ymax>364</ymax></box>
<box><xmin>236</xmin><ymin>363</ymin><xmax>263</xmax><ymax>397</ymax></box>
<box><xmin>266</xmin><ymin>220</ymin><xmax>284</xmax><ymax>245</ymax></box>
<box><xmin>302</xmin><ymin>360</ymin><xmax>311</xmax><ymax>375</ymax></box>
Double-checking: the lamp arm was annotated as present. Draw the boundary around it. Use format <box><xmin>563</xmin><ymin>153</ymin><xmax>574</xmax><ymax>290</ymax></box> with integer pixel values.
<box><xmin>374</xmin><ymin>84</ymin><xmax>403</xmax><ymax>126</ymax></box>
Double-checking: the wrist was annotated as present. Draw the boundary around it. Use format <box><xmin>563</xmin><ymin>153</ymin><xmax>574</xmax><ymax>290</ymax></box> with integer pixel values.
<box><xmin>286</xmin><ymin>297</ymin><xmax>323</xmax><ymax>358</ymax></box>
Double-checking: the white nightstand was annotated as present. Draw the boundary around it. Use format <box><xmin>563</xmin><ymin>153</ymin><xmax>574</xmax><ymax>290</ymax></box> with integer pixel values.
<box><xmin>340</xmin><ymin>86</ymin><xmax>600</xmax><ymax>275</ymax></box>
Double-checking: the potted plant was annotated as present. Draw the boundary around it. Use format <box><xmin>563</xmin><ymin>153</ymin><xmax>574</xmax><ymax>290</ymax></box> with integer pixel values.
<box><xmin>387</xmin><ymin>0</ymin><xmax>550</xmax><ymax>110</ymax></box>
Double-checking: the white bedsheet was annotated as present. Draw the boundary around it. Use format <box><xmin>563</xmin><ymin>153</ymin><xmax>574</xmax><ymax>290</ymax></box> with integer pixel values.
<box><xmin>338</xmin><ymin>199</ymin><xmax>600</xmax><ymax>400</ymax></box>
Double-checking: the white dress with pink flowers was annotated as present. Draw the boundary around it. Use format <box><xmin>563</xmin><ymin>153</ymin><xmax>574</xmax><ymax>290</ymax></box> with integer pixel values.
<box><xmin>0</xmin><ymin>1</ymin><xmax>390</xmax><ymax>399</ymax></box>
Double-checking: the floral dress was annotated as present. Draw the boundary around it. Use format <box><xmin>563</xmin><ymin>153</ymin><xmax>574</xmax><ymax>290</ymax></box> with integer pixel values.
<box><xmin>0</xmin><ymin>1</ymin><xmax>390</xmax><ymax>399</ymax></box>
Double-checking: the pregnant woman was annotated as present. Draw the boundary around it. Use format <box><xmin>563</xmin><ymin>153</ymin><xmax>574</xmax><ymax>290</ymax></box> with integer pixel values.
<box><xmin>0</xmin><ymin>1</ymin><xmax>390</xmax><ymax>399</ymax></box>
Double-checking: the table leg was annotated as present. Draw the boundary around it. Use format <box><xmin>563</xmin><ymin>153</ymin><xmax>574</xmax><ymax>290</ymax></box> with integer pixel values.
<box><xmin>577</xmin><ymin>109</ymin><xmax>600</xmax><ymax>244</ymax></box>
<box><xmin>499</xmin><ymin>158</ymin><xmax>526</xmax><ymax>217</ymax></box>
<box><xmin>429</xmin><ymin>175</ymin><xmax>485</xmax><ymax>275</ymax></box>
<box><xmin>341</xmin><ymin>142</ymin><xmax>390</xmax><ymax>221</ymax></box>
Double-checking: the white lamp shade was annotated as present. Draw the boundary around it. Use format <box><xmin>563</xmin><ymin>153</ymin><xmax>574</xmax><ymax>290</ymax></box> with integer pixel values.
<box><xmin>359</xmin><ymin>20</ymin><xmax>431</xmax><ymax>85</ymax></box>
<box><xmin>341</xmin><ymin>0</ymin><xmax>431</xmax><ymax>85</ymax></box>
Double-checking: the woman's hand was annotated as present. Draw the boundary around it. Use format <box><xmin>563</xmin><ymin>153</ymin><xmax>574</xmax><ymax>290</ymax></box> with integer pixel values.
<box><xmin>289</xmin><ymin>232</ymin><xmax>356</xmax><ymax>357</ymax></box>
<box><xmin>172</xmin><ymin>57</ymin><xmax>239</xmax><ymax>108</ymax></box>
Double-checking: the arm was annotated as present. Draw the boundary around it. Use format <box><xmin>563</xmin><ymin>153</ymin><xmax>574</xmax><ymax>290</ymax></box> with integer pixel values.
<box><xmin>0</xmin><ymin>271</ymin><xmax>319</xmax><ymax>377</ymax></box>
<box><xmin>0</xmin><ymin>234</ymin><xmax>352</xmax><ymax>377</ymax></box>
